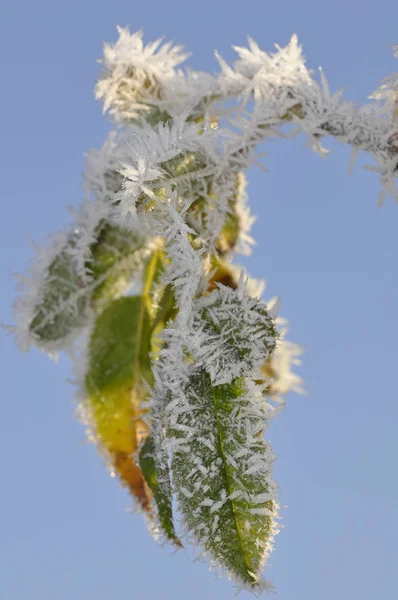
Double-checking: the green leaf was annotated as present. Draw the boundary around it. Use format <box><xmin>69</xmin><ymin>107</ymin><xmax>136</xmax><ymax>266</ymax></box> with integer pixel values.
<box><xmin>160</xmin><ymin>152</ymin><xmax>207</xmax><ymax>178</ymax></box>
<box><xmin>136</xmin><ymin>152</ymin><xmax>209</xmax><ymax>214</ymax></box>
<box><xmin>139</xmin><ymin>436</ymin><xmax>181</xmax><ymax>546</ymax></box>
<box><xmin>29</xmin><ymin>250</ymin><xmax>89</xmax><ymax>342</ymax></box>
<box><xmin>85</xmin><ymin>296</ymin><xmax>153</xmax><ymax>509</ymax></box>
<box><xmin>184</xmin><ymin>172</ymin><xmax>247</xmax><ymax>257</ymax></box>
<box><xmin>169</xmin><ymin>370</ymin><xmax>276</xmax><ymax>589</ymax></box>
<box><xmin>29</xmin><ymin>222</ymin><xmax>147</xmax><ymax>343</ymax></box>
<box><xmin>88</xmin><ymin>223</ymin><xmax>149</xmax><ymax>310</ymax></box>
<box><xmin>150</xmin><ymin>283</ymin><xmax>177</xmax><ymax>345</ymax></box>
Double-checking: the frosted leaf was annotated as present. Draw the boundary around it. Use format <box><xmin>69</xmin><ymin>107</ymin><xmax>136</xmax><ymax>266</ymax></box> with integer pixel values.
<box><xmin>190</xmin><ymin>279</ymin><xmax>279</xmax><ymax>385</ymax></box>
<box><xmin>12</xmin><ymin>226</ymin><xmax>85</xmax><ymax>354</ymax></box>
<box><xmin>139</xmin><ymin>435</ymin><xmax>181</xmax><ymax>547</ymax></box>
<box><xmin>12</xmin><ymin>208</ymin><xmax>151</xmax><ymax>353</ymax></box>
<box><xmin>168</xmin><ymin>370</ymin><xmax>279</xmax><ymax>591</ymax></box>
<box><xmin>27</xmin><ymin>246</ymin><xmax>90</xmax><ymax>345</ymax></box>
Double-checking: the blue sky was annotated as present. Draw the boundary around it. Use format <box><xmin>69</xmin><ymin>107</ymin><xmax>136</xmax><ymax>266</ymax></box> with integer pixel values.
<box><xmin>1</xmin><ymin>1</ymin><xmax>398</xmax><ymax>598</ymax></box>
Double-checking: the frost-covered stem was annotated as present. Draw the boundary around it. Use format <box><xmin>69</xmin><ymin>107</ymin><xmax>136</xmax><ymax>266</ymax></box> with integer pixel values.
<box><xmin>214</xmin><ymin>94</ymin><xmax>398</xmax><ymax>185</ymax></box>
<box><xmin>147</xmin><ymin>191</ymin><xmax>205</xmax><ymax>456</ymax></box>
<box><xmin>269</xmin><ymin>97</ymin><xmax>397</xmax><ymax>162</ymax></box>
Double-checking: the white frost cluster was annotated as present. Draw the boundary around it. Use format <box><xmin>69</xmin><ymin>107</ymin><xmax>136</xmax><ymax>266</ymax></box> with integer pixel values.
<box><xmin>96</xmin><ymin>26</ymin><xmax>190</xmax><ymax>122</ymax></box>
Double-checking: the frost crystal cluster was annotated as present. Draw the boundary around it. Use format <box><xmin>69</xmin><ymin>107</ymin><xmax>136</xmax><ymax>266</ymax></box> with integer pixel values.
<box><xmin>11</xmin><ymin>27</ymin><xmax>398</xmax><ymax>593</ymax></box>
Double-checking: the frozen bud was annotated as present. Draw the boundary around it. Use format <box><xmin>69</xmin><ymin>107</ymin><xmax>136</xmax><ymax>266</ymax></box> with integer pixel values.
<box><xmin>88</xmin><ymin>223</ymin><xmax>151</xmax><ymax>309</ymax></box>
<box><xmin>95</xmin><ymin>27</ymin><xmax>189</xmax><ymax>123</ymax></box>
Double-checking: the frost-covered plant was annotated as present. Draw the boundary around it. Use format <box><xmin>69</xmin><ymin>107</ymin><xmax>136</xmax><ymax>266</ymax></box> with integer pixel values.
<box><xmin>10</xmin><ymin>26</ymin><xmax>398</xmax><ymax>594</ymax></box>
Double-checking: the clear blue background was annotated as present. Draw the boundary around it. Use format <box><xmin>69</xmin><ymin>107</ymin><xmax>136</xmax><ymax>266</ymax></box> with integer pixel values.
<box><xmin>1</xmin><ymin>1</ymin><xmax>397</xmax><ymax>598</ymax></box>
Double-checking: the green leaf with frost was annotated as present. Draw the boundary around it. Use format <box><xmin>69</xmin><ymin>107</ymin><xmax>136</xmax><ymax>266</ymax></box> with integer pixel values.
<box><xmin>169</xmin><ymin>370</ymin><xmax>277</xmax><ymax>589</ymax></box>
<box><xmin>89</xmin><ymin>223</ymin><xmax>149</xmax><ymax>309</ymax></box>
<box><xmin>139</xmin><ymin>436</ymin><xmax>181</xmax><ymax>546</ymax></box>
<box><xmin>160</xmin><ymin>151</ymin><xmax>208</xmax><ymax>178</ymax></box>
<box><xmin>29</xmin><ymin>222</ymin><xmax>148</xmax><ymax>343</ymax></box>
<box><xmin>29</xmin><ymin>250</ymin><xmax>89</xmax><ymax>342</ymax></box>
<box><xmin>193</xmin><ymin>286</ymin><xmax>278</xmax><ymax>385</ymax></box>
